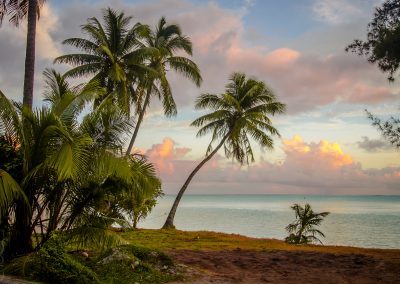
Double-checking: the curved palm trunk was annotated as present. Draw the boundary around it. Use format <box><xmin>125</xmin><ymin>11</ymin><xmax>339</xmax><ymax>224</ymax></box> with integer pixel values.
<box><xmin>23</xmin><ymin>0</ymin><xmax>38</xmax><ymax>109</ymax></box>
<box><xmin>126</xmin><ymin>89</ymin><xmax>151</xmax><ymax>156</ymax></box>
<box><xmin>162</xmin><ymin>134</ymin><xmax>229</xmax><ymax>229</ymax></box>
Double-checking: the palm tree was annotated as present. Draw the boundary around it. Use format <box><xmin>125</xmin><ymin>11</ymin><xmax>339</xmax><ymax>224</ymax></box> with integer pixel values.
<box><xmin>0</xmin><ymin>69</ymin><xmax>162</xmax><ymax>256</ymax></box>
<box><xmin>0</xmin><ymin>84</ymin><xmax>97</xmax><ymax>254</ymax></box>
<box><xmin>125</xmin><ymin>16</ymin><xmax>202</xmax><ymax>156</ymax></box>
<box><xmin>54</xmin><ymin>8</ymin><xmax>156</xmax><ymax>114</ymax></box>
<box><xmin>118</xmin><ymin>155</ymin><xmax>163</xmax><ymax>228</ymax></box>
<box><xmin>0</xmin><ymin>0</ymin><xmax>47</xmax><ymax>108</ymax></box>
<box><xmin>162</xmin><ymin>73</ymin><xmax>285</xmax><ymax>228</ymax></box>
<box><xmin>285</xmin><ymin>203</ymin><xmax>330</xmax><ymax>245</ymax></box>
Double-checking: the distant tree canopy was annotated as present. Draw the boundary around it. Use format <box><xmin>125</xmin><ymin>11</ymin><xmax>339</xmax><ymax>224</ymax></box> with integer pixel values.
<box><xmin>346</xmin><ymin>0</ymin><xmax>400</xmax><ymax>149</ymax></box>
<box><xmin>346</xmin><ymin>0</ymin><xmax>400</xmax><ymax>82</ymax></box>
<box><xmin>367</xmin><ymin>111</ymin><xmax>400</xmax><ymax>148</ymax></box>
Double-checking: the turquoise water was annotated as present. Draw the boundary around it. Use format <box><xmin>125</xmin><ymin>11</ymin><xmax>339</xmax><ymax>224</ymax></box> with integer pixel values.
<box><xmin>139</xmin><ymin>195</ymin><xmax>400</xmax><ymax>249</ymax></box>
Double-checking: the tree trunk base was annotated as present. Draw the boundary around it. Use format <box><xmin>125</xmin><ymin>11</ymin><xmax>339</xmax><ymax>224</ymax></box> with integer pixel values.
<box><xmin>162</xmin><ymin>221</ymin><xmax>176</xmax><ymax>230</ymax></box>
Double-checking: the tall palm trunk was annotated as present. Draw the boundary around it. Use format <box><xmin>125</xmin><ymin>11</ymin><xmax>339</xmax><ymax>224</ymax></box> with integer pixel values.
<box><xmin>162</xmin><ymin>134</ymin><xmax>229</xmax><ymax>229</ymax></box>
<box><xmin>23</xmin><ymin>0</ymin><xmax>38</xmax><ymax>108</ymax></box>
<box><xmin>125</xmin><ymin>87</ymin><xmax>151</xmax><ymax>156</ymax></box>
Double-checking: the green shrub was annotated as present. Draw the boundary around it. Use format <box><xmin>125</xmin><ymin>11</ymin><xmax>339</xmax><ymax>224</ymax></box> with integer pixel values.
<box><xmin>4</xmin><ymin>234</ymin><xmax>99</xmax><ymax>283</ymax></box>
<box><xmin>95</xmin><ymin>245</ymin><xmax>180</xmax><ymax>284</ymax></box>
<box><xmin>121</xmin><ymin>245</ymin><xmax>174</xmax><ymax>267</ymax></box>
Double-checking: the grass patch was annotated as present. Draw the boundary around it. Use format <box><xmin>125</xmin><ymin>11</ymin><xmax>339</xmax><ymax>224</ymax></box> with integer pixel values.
<box><xmin>120</xmin><ymin>229</ymin><xmax>400</xmax><ymax>263</ymax></box>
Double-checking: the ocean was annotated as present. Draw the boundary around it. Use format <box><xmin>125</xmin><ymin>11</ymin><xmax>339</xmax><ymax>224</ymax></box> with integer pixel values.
<box><xmin>138</xmin><ymin>195</ymin><xmax>400</xmax><ymax>249</ymax></box>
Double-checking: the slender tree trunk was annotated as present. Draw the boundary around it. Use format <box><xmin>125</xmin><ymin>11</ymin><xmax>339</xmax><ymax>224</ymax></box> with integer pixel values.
<box><xmin>23</xmin><ymin>0</ymin><xmax>37</xmax><ymax>109</ymax></box>
<box><xmin>126</xmin><ymin>91</ymin><xmax>151</xmax><ymax>156</ymax></box>
<box><xmin>162</xmin><ymin>134</ymin><xmax>229</xmax><ymax>229</ymax></box>
<box><xmin>132</xmin><ymin>215</ymin><xmax>138</xmax><ymax>229</ymax></box>
<box><xmin>7</xmin><ymin>199</ymin><xmax>33</xmax><ymax>257</ymax></box>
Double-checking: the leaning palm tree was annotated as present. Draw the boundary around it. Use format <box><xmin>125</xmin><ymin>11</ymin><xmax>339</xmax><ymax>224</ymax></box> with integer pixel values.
<box><xmin>0</xmin><ymin>0</ymin><xmax>47</xmax><ymax>108</ymax></box>
<box><xmin>285</xmin><ymin>203</ymin><xmax>330</xmax><ymax>245</ymax></box>
<box><xmin>54</xmin><ymin>8</ymin><xmax>156</xmax><ymax>114</ymax></box>
<box><xmin>125</xmin><ymin>16</ymin><xmax>202</xmax><ymax>155</ymax></box>
<box><xmin>162</xmin><ymin>73</ymin><xmax>285</xmax><ymax>229</ymax></box>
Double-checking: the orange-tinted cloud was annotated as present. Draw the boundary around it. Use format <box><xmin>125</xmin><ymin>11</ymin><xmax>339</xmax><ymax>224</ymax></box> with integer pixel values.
<box><xmin>282</xmin><ymin>135</ymin><xmax>310</xmax><ymax>153</ymax></box>
<box><xmin>146</xmin><ymin>137</ymin><xmax>191</xmax><ymax>174</ymax></box>
<box><xmin>145</xmin><ymin>136</ymin><xmax>400</xmax><ymax>195</ymax></box>
<box><xmin>283</xmin><ymin>135</ymin><xmax>353</xmax><ymax>168</ymax></box>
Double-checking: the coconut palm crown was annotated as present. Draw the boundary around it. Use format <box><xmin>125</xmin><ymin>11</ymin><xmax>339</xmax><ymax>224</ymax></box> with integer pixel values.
<box><xmin>54</xmin><ymin>8</ymin><xmax>156</xmax><ymax>114</ymax></box>
<box><xmin>162</xmin><ymin>72</ymin><xmax>285</xmax><ymax>228</ymax></box>
<box><xmin>125</xmin><ymin>16</ymin><xmax>202</xmax><ymax>155</ymax></box>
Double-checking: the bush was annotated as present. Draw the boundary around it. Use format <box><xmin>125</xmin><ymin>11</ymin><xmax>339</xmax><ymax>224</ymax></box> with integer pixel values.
<box><xmin>95</xmin><ymin>245</ymin><xmax>179</xmax><ymax>283</ymax></box>
<box><xmin>4</xmin><ymin>234</ymin><xmax>99</xmax><ymax>283</ymax></box>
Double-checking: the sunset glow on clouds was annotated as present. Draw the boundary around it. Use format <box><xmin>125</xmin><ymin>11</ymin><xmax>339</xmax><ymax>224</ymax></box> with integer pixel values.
<box><xmin>283</xmin><ymin>135</ymin><xmax>353</xmax><ymax>169</ymax></box>
<box><xmin>145</xmin><ymin>136</ymin><xmax>400</xmax><ymax>195</ymax></box>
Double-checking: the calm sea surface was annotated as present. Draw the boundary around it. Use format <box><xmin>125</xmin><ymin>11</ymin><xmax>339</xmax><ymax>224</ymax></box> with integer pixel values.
<box><xmin>139</xmin><ymin>195</ymin><xmax>400</xmax><ymax>249</ymax></box>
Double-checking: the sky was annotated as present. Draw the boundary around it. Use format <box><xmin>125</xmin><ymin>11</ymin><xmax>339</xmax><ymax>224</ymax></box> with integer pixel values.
<box><xmin>0</xmin><ymin>0</ymin><xmax>399</xmax><ymax>195</ymax></box>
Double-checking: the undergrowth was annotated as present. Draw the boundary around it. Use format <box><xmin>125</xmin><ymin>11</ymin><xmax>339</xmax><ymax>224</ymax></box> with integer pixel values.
<box><xmin>2</xmin><ymin>233</ymin><xmax>181</xmax><ymax>284</ymax></box>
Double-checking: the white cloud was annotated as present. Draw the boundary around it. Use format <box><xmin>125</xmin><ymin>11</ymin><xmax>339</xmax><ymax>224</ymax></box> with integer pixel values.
<box><xmin>312</xmin><ymin>0</ymin><xmax>362</xmax><ymax>24</ymax></box>
<box><xmin>312</xmin><ymin>0</ymin><xmax>383</xmax><ymax>25</ymax></box>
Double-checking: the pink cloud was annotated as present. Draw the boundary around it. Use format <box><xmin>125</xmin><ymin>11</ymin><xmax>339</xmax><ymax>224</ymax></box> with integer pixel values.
<box><xmin>145</xmin><ymin>136</ymin><xmax>400</xmax><ymax>195</ymax></box>
<box><xmin>265</xmin><ymin>48</ymin><xmax>300</xmax><ymax>69</ymax></box>
<box><xmin>160</xmin><ymin>2</ymin><xmax>397</xmax><ymax>113</ymax></box>
<box><xmin>145</xmin><ymin>137</ymin><xmax>191</xmax><ymax>174</ymax></box>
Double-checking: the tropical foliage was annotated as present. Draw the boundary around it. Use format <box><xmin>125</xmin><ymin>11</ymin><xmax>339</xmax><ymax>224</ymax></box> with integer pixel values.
<box><xmin>285</xmin><ymin>203</ymin><xmax>330</xmax><ymax>245</ymax></box>
<box><xmin>367</xmin><ymin>111</ymin><xmax>400</xmax><ymax>149</ymax></box>
<box><xmin>54</xmin><ymin>9</ymin><xmax>202</xmax><ymax>156</ymax></box>
<box><xmin>346</xmin><ymin>0</ymin><xmax>400</xmax><ymax>149</ymax></box>
<box><xmin>346</xmin><ymin>0</ymin><xmax>400</xmax><ymax>82</ymax></box>
<box><xmin>163</xmin><ymin>72</ymin><xmax>285</xmax><ymax>228</ymax></box>
<box><xmin>118</xmin><ymin>156</ymin><xmax>163</xmax><ymax>228</ymax></box>
<box><xmin>0</xmin><ymin>69</ymin><xmax>160</xmax><ymax>256</ymax></box>
<box><xmin>126</xmin><ymin>16</ymin><xmax>202</xmax><ymax>154</ymax></box>
<box><xmin>54</xmin><ymin>8</ymin><xmax>155</xmax><ymax>114</ymax></box>
<box><xmin>0</xmin><ymin>10</ymin><xmax>288</xmax><ymax>284</ymax></box>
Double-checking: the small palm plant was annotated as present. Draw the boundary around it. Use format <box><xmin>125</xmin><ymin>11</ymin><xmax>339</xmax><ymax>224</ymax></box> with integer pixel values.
<box><xmin>285</xmin><ymin>203</ymin><xmax>330</xmax><ymax>245</ymax></box>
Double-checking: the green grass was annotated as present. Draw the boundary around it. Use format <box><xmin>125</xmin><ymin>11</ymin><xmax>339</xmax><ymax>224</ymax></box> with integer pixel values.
<box><xmin>121</xmin><ymin>229</ymin><xmax>400</xmax><ymax>263</ymax></box>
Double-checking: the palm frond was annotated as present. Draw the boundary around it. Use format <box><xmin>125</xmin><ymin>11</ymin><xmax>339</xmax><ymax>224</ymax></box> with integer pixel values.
<box><xmin>167</xmin><ymin>56</ymin><xmax>202</xmax><ymax>86</ymax></box>
<box><xmin>0</xmin><ymin>169</ymin><xmax>27</xmax><ymax>218</ymax></box>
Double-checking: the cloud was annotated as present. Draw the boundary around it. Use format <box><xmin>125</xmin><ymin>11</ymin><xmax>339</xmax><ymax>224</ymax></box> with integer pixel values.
<box><xmin>0</xmin><ymin>3</ymin><xmax>61</xmax><ymax>104</ymax></box>
<box><xmin>282</xmin><ymin>135</ymin><xmax>353</xmax><ymax>168</ymax></box>
<box><xmin>0</xmin><ymin>0</ymin><xmax>397</xmax><ymax>115</ymax></box>
<box><xmin>145</xmin><ymin>137</ymin><xmax>192</xmax><ymax>175</ymax></box>
<box><xmin>311</xmin><ymin>0</ymin><xmax>383</xmax><ymax>25</ymax></box>
<box><xmin>145</xmin><ymin>136</ymin><xmax>400</xmax><ymax>195</ymax></box>
<box><xmin>356</xmin><ymin>136</ymin><xmax>392</xmax><ymax>152</ymax></box>
<box><xmin>312</xmin><ymin>0</ymin><xmax>362</xmax><ymax>24</ymax></box>
<box><xmin>224</xmin><ymin>46</ymin><xmax>397</xmax><ymax>113</ymax></box>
